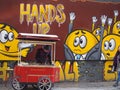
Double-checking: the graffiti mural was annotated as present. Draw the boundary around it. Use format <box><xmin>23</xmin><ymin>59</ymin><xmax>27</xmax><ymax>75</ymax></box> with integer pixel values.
<box><xmin>20</xmin><ymin>3</ymin><xmax>66</xmax><ymax>34</ymax></box>
<box><xmin>64</xmin><ymin>13</ymin><xmax>107</xmax><ymax>60</ymax></box>
<box><xmin>104</xmin><ymin>61</ymin><xmax>117</xmax><ymax>81</ymax></box>
<box><xmin>0</xmin><ymin>23</ymin><xmax>34</xmax><ymax>60</ymax></box>
<box><xmin>62</xmin><ymin>9</ymin><xmax>120</xmax><ymax>81</ymax></box>
<box><xmin>55</xmin><ymin>60</ymin><xmax>79</xmax><ymax>81</ymax></box>
<box><xmin>0</xmin><ymin>0</ymin><xmax>120</xmax><ymax>82</ymax></box>
<box><xmin>64</xmin><ymin>12</ymin><xmax>99</xmax><ymax>60</ymax></box>
<box><xmin>55</xmin><ymin>60</ymin><xmax>115</xmax><ymax>81</ymax></box>
<box><xmin>101</xmin><ymin>10</ymin><xmax>120</xmax><ymax>60</ymax></box>
<box><xmin>101</xmin><ymin>34</ymin><xmax>120</xmax><ymax>60</ymax></box>
<box><xmin>64</xmin><ymin>10</ymin><xmax>120</xmax><ymax>61</ymax></box>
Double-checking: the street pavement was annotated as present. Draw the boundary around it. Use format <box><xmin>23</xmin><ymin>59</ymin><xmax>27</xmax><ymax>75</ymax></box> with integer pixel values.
<box><xmin>53</xmin><ymin>81</ymin><xmax>120</xmax><ymax>90</ymax></box>
<box><xmin>0</xmin><ymin>80</ymin><xmax>120</xmax><ymax>90</ymax></box>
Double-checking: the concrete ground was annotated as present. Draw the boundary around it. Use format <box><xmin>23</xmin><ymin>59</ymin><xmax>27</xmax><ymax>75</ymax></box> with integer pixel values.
<box><xmin>54</xmin><ymin>81</ymin><xmax>120</xmax><ymax>90</ymax></box>
<box><xmin>0</xmin><ymin>80</ymin><xmax>120</xmax><ymax>90</ymax></box>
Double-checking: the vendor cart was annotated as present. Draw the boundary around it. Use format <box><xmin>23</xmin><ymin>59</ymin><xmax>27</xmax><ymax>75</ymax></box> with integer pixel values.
<box><xmin>11</xmin><ymin>33</ymin><xmax>60</xmax><ymax>90</ymax></box>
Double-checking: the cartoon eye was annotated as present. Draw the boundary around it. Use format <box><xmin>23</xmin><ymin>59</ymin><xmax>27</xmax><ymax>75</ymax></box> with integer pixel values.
<box><xmin>109</xmin><ymin>39</ymin><xmax>115</xmax><ymax>51</ymax></box>
<box><xmin>0</xmin><ymin>30</ymin><xmax>8</xmax><ymax>43</ymax></box>
<box><xmin>96</xmin><ymin>30</ymin><xmax>99</xmax><ymax>35</ymax></box>
<box><xmin>104</xmin><ymin>41</ymin><xmax>109</xmax><ymax>50</ymax></box>
<box><xmin>8</xmin><ymin>32</ymin><xmax>14</xmax><ymax>41</ymax></box>
<box><xmin>79</xmin><ymin>35</ymin><xmax>87</xmax><ymax>48</ymax></box>
<box><xmin>74</xmin><ymin>37</ymin><xmax>79</xmax><ymax>47</ymax></box>
<box><xmin>117</xmin><ymin>23</ymin><xmax>120</xmax><ymax>29</ymax></box>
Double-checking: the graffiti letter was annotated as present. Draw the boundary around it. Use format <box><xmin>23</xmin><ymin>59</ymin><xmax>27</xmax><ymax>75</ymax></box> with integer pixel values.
<box><xmin>49</xmin><ymin>4</ymin><xmax>57</xmax><ymax>24</ymax></box>
<box><xmin>56</xmin><ymin>4</ymin><xmax>66</xmax><ymax>25</ymax></box>
<box><xmin>55</xmin><ymin>61</ymin><xmax>65</xmax><ymax>81</ymax></box>
<box><xmin>39</xmin><ymin>5</ymin><xmax>49</xmax><ymax>23</ymax></box>
<box><xmin>20</xmin><ymin>3</ymin><xmax>31</xmax><ymax>24</ymax></box>
<box><xmin>104</xmin><ymin>61</ymin><xmax>117</xmax><ymax>80</ymax></box>
<box><xmin>33</xmin><ymin>23</ymin><xmax>37</xmax><ymax>34</ymax></box>
<box><xmin>31</xmin><ymin>4</ymin><xmax>39</xmax><ymax>22</ymax></box>
<box><xmin>37</xmin><ymin>23</ymin><xmax>50</xmax><ymax>34</ymax></box>
<box><xmin>65</xmin><ymin>61</ymin><xmax>74</xmax><ymax>81</ymax></box>
<box><xmin>73</xmin><ymin>61</ymin><xmax>80</xmax><ymax>81</ymax></box>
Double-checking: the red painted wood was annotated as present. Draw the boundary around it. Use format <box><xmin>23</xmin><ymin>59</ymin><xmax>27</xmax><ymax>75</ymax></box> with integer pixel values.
<box><xmin>14</xmin><ymin>65</ymin><xmax>60</xmax><ymax>83</ymax></box>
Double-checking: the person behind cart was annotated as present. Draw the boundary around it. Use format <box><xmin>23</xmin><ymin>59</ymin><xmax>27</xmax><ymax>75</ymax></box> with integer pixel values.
<box><xmin>112</xmin><ymin>46</ymin><xmax>120</xmax><ymax>87</ymax></box>
<box><xmin>35</xmin><ymin>45</ymin><xmax>51</xmax><ymax>65</ymax></box>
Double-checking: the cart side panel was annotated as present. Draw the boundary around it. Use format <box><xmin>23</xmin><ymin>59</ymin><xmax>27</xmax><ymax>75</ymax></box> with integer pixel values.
<box><xmin>14</xmin><ymin>66</ymin><xmax>28</xmax><ymax>82</ymax></box>
<box><xmin>26</xmin><ymin>66</ymin><xmax>60</xmax><ymax>83</ymax></box>
<box><xmin>14</xmin><ymin>65</ymin><xmax>60</xmax><ymax>83</ymax></box>
<box><xmin>50</xmin><ymin>67</ymin><xmax>60</xmax><ymax>83</ymax></box>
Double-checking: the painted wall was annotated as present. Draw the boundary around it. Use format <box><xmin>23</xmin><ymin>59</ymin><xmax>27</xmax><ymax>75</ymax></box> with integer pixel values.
<box><xmin>0</xmin><ymin>0</ymin><xmax>120</xmax><ymax>81</ymax></box>
<box><xmin>55</xmin><ymin>60</ymin><xmax>116</xmax><ymax>81</ymax></box>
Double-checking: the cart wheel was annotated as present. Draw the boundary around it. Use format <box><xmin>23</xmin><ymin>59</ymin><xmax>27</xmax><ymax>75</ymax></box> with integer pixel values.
<box><xmin>11</xmin><ymin>77</ymin><xmax>26</xmax><ymax>90</ymax></box>
<box><xmin>38</xmin><ymin>77</ymin><xmax>52</xmax><ymax>90</ymax></box>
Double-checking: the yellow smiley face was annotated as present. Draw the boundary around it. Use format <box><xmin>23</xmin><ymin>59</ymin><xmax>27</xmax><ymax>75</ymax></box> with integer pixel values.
<box><xmin>102</xmin><ymin>34</ymin><xmax>120</xmax><ymax>60</ymax></box>
<box><xmin>0</xmin><ymin>23</ymin><xmax>31</xmax><ymax>60</ymax></box>
<box><xmin>93</xmin><ymin>27</ymin><xmax>107</xmax><ymax>41</ymax></box>
<box><xmin>0</xmin><ymin>24</ymin><xmax>19</xmax><ymax>52</ymax></box>
<box><xmin>65</xmin><ymin>29</ymin><xmax>98</xmax><ymax>55</ymax></box>
<box><xmin>112</xmin><ymin>21</ymin><xmax>120</xmax><ymax>35</ymax></box>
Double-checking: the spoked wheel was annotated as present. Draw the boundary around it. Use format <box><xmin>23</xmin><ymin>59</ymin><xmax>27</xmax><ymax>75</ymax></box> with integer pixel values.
<box><xmin>38</xmin><ymin>77</ymin><xmax>52</xmax><ymax>90</ymax></box>
<box><xmin>11</xmin><ymin>77</ymin><xmax>26</xmax><ymax>90</ymax></box>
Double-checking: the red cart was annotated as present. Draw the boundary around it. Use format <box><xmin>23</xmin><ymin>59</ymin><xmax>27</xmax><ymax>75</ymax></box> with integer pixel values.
<box><xmin>11</xmin><ymin>33</ymin><xmax>60</xmax><ymax>90</ymax></box>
